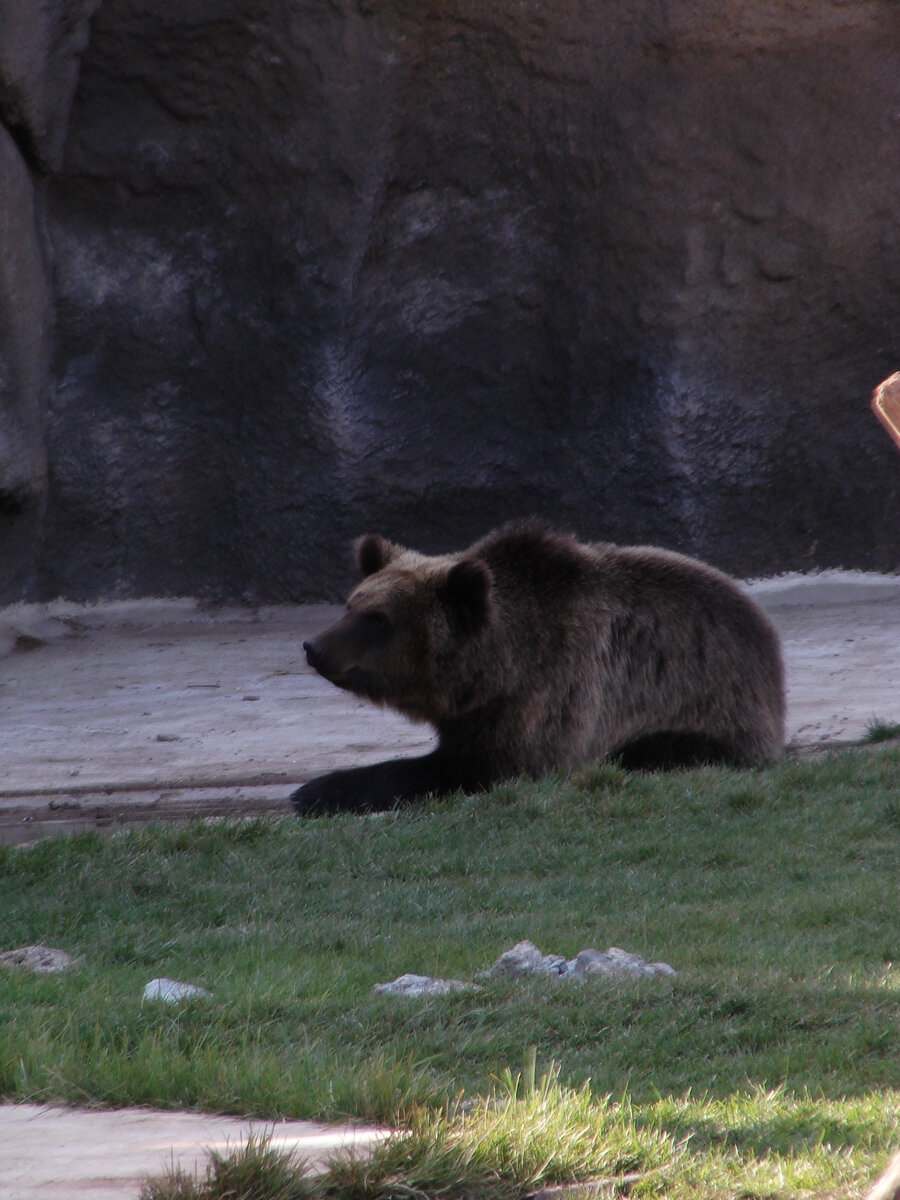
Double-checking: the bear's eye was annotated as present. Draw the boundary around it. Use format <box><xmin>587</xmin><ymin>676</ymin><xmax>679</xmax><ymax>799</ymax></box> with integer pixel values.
<box><xmin>361</xmin><ymin>610</ymin><xmax>392</xmax><ymax>642</ymax></box>
<box><xmin>363</xmin><ymin>610</ymin><xmax>390</xmax><ymax>627</ymax></box>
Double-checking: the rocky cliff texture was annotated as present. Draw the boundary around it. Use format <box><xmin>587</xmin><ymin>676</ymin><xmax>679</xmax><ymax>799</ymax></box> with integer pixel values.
<box><xmin>1</xmin><ymin>0</ymin><xmax>898</xmax><ymax>602</ymax></box>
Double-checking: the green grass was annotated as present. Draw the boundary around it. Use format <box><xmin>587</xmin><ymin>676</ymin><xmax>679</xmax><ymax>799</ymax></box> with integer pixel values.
<box><xmin>864</xmin><ymin>718</ymin><xmax>900</xmax><ymax>744</ymax></box>
<box><xmin>3</xmin><ymin>747</ymin><xmax>900</xmax><ymax>1197</ymax></box>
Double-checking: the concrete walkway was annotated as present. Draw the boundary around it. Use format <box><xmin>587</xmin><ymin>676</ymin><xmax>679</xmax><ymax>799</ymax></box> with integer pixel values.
<box><xmin>0</xmin><ymin>574</ymin><xmax>898</xmax><ymax>1198</ymax></box>
<box><xmin>0</xmin><ymin>1104</ymin><xmax>387</xmax><ymax>1200</ymax></box>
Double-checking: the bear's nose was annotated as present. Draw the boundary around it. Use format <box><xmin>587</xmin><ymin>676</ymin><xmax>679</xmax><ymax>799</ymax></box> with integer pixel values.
<box><xmin>303</xmin><ymin>640</ymin><xmax>322</xmax><ymax>670</ymax></box>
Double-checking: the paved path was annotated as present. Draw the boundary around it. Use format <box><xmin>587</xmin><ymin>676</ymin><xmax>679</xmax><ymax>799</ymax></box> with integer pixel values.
<box><xmin>0</xmin><ymin>1104</ymin><xmax>386</xmax><ymax>1200</ymax></box>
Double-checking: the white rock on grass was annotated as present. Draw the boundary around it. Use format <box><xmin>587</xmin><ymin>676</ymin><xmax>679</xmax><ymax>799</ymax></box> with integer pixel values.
<box><xmin>143</xmin><ymin>977</ymin><xmax>211</xmax><ymax>1003</ymax></box>
<box><xmin>0</xmin><ymin>945</ymin><xmax>76</xmax><ymax>973</ymax></box>
<box><xmin>373</xmin><ymin>973</ymin><xmax>473</xmax><ymax>997</ymax></box>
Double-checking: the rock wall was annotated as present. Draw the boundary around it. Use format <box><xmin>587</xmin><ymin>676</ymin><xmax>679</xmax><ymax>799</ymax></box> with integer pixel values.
<box><xmin>1</xmin><ymin>0</ymin><xmax>898</xmax><ymax>602</ymax></box>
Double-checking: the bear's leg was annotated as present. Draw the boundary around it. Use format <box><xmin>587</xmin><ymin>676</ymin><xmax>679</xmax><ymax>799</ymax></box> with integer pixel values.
<box><xmin>291</xmin><ymin>749</ymin><xmax>481</xmax><ymax>815</ymax></box>
<box><xmin>613</xmin><ymin>731</ymin><xmax>747</xmax><ymax>770</ymax></box>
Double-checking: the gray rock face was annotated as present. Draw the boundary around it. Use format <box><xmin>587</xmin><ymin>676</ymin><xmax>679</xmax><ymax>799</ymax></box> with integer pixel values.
<box><xmin>0</xmin><ymin>1</ymin><xmax>100</xmax><ymax>171</ymax></box>
<box><xmin>0</xmin><ymin>122</ymin><xmax>50</xmax><ymax>594</ymax></box>
<box><xmin>1</xmin><ymin>0</ymin><xmax>898</xmax><ymax>603</ymax></box>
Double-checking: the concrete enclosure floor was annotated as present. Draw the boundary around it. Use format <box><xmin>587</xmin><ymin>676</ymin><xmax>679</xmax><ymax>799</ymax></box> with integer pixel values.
<box><xmin>1</xmin><ymin>574</ymin><xmax>899</xmax><ymax>1199</ymax></box>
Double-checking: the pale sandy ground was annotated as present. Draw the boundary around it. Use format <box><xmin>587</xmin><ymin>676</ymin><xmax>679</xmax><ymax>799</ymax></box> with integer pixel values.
<box><xmin>0</xmin><ymin>575</ymin><xmax>898</xmax><ymax>1198</ymax></box>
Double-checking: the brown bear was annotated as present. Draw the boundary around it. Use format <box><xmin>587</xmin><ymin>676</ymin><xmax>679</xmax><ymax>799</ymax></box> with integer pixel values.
<box><xmin>292</xmin><ymin>522</ymin><xmax>785</xmax><ymax>815</ymax></box>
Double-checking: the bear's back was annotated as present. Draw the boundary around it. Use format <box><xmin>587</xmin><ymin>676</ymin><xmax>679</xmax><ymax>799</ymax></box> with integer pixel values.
<box><xmin>465</xmin><ymin>523</ymin><xmax>784</xmax><ymax>770</ymax></box>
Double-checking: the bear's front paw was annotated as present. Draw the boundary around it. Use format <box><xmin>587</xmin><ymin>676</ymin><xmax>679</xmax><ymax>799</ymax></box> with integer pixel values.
<box><xmin>291</xmin><ymin>772</ymin><xmax>355</xmax><ymax>816</ymax></box>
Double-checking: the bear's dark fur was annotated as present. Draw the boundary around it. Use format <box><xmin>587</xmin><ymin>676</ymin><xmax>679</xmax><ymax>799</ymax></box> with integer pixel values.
<box><xmin>292</xmin><ymin>522</ymin><xmax>785</xmax><ymax>815</ymax></box>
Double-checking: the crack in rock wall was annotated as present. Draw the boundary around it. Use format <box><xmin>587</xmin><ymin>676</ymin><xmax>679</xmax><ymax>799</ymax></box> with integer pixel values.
<box><xmin>1</xmin><ymin>0</ymin><xmax>898</xmax><ymax>603</ymax></box>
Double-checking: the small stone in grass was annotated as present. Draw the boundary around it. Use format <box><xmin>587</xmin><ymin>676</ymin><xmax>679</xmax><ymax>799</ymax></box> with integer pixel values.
<box><xmin>373</xmin><ymin>973</ymin><xmax>472</xmax><ymax>997</ymax></box>
<box><xmin>143</xmin><ymin>977</ymin><xmax>211</xmax><ymax>1003</ymax></box>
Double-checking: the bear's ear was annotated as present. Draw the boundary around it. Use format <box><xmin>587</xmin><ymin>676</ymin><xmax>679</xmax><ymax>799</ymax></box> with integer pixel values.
<box><xmin>441</xmin><ymin>558</ymin><xmax>493</xmax><ymax>636</ymax></box>
<box><xmin>355</xmin><ymin>534</ymin><xmax>401</xmax><ymax>577</ymax></box>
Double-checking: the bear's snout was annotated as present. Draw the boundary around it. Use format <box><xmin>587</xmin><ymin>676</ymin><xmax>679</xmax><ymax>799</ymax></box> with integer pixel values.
<box><xmin>303</xmin><ymin>639</ymin><xmax>322</xmax><ymax>671</ymax></box>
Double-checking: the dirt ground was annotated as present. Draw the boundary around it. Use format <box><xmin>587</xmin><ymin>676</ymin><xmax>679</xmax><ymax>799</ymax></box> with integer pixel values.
<box><xmin>1</xmin><ymin>573</ymin><xmax>899</xmax><ymax>845</ymax></box>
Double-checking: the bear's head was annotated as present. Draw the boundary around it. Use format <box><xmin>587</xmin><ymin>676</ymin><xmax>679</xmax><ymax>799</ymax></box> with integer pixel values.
<box><xmin>302</xmin><ymin>534</ymin><xmax>493</xmax><ymax>723</ymax></box>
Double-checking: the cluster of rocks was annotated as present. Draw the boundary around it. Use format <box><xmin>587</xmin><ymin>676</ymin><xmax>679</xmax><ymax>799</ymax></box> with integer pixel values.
<box><xmin>374</xmin><ymin>940</ymin><xmax>676</xmax><ymax>997</ymax></box>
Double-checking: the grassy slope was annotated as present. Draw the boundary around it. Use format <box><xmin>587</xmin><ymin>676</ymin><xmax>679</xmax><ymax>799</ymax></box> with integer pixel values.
<box><xmin>2</xmin><ymin>748</ymin><xmax>899</xmax><ymax>1196</ymax></box>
